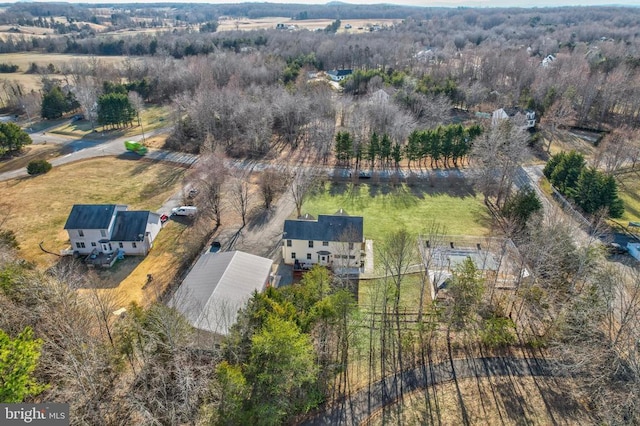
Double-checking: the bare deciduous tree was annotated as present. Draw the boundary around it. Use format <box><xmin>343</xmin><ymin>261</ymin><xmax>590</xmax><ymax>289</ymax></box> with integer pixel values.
<box><xmin>229</xmin><ymin>175</ymin><xmax>252</xmax><ymax>227</ymax></box>
<box><xmin>188</xmin><ymin>152</ymin><xmax>227</xmax><ymax>227</ymax></box>
<box><xmin>291</xmin><ymin>169</ymin><xmax>320</xmax><ymax>218</ymax></box>
<box><xmin>259</xmin><ymin>169</ymin><xmax>286</xmax><ymax>209</ymax></box>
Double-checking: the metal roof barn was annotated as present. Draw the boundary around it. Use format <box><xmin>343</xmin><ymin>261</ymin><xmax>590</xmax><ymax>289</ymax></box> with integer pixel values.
<box><xmin>169</xmin><ymin>251</ymin><xmax>273</xmax><ymax>335</ymax></box>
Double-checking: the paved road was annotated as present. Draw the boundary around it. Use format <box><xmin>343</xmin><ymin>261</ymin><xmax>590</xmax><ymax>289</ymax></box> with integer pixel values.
<box><xmin>0</xmin><ymin>125</ymin><xmax>195</xmax><ymax>182</ymax></box>
<box><xmin>300</xmin><ymin>357</ymin><xmax>557</xmax><ymax>425</ymax></box>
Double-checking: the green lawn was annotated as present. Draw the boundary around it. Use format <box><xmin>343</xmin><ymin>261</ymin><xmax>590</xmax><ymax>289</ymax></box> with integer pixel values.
<box><xmin>301</xmin><ymin>182</ymin><xmax>491</xmax><ymax>241</ymax></box>
<box><xmin>616</xmin><ymin>170</ymin><xmax>640</xmax><ymax>224</ymax></box>
<box><xmin>359</xmin><ymin>274</ymin><xmax>429</xmax><ymax>312</ymax></box>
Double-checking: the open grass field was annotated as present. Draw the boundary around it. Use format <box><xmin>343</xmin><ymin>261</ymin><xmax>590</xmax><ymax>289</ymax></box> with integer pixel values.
<box><xmin>217</xmin><ymin>17</ymin><xmax>400</xmax><ymax>32</ymax></box>
<box><xmin>0</xmin><ymin>53</ymin><xmax>134</xmax><ymax>91</ymax></box>
<box><xmin>0</xmin><ymin>157</ymin><xmax>185</xmax><ymax>267</ymax></box>
<box><xmin>301</xmin><ymin>181</ymin><xmax>491</xmax><ymax>243</ymax></box>
<box><xmin>616</xmin><ymin>170</ymin><xmax>640</xmax><ymax>224</ymax></box>
<box><xmin>368</xmin><ymin>376</ymin><xmax>590</xmax><ymax>425</ymax></box>
<box><xmin>51</xmin><ymin>105</ymin><xmax>171</xmax><ymax>139</ymax></box>
<box><xmin>0</xmin><ymin>53</ymin><xmax>131</xmax><ymax>71</ymax></box>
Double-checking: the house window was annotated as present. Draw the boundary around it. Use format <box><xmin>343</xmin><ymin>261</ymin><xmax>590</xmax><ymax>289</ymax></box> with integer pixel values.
<box><xmin>132</xmin><ymin>242</ymin><xmax>137</xmax><ymax>248</ymax></box>
<box><xmin>322</xmin><ymin>241</ymin><xmax>329</xmax><ymax>246</ymax></box>
<box><xmin>308</xmin><ymin>241</ymin><xmax>314</xmax><ymax>248</ymax></box>
<box><xmin>75</xmin><ymin>242</ymin><xmax>85</xmax><ymax>249</ymax></box>
<box><xmin>119</xmin><ymin>242</ymin><xmax>123</xmax><ymax>248</ymax></box>
<box><xmin>91</xmin><ymin>242</ymin><xmax>96</xmax><ymax>247</ymax></box>
<box><xmin>291</xmin><ymin>252</ymin><xmax>296</xmax><ymax>259</ymax></box>
<box><xmin>348</xmin><ymin>242</ymin><xmax>354</xmax><ymax>250</ymax></box>
<box><xmin>100</xmin><ymin>229</ymin><xmax>107</xmax><ymax>238</ymax></box>
<box><xmin>307</xmin><ymin>253</ymin><xmax>312</xmax><ymax>260</ymax></box>
<box><xmin>286</xmin><ymin>240</ymin><xmax>292</xmax><ymax>247</ymax></box>
<box><xmin>78</xmin><ymin>230</ymin><xmax>84</xmax><ymax>237</ymax></box>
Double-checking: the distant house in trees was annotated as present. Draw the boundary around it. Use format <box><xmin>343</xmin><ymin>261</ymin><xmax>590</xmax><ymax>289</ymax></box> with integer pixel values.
<box><xmin>327</xmin><ymin>69</ymin><xmax>353</xmax><ymax>82</ymax></box>
<box><xmin>63</xmin><ymin>204</ymin><xmax>161</xmax><ymax>265</ymax></box>
<box><xmin>169</xmin><ymin>250</ymin><xmax>273</xmax><ymax>336</ymax></box>
<box><xmin>283</xmin><ymin>209</ymin><xmax>365</xmax><ymax>272</ymax></box>
<box><xmin>541</xmin><ymin>54</ymin><xmax>556</xmax><ymax>67</ymax></box>
<box><xmin>492</xmin><ymin>107</ymin><xmax>536</xmax><ymax>129</ymax></box>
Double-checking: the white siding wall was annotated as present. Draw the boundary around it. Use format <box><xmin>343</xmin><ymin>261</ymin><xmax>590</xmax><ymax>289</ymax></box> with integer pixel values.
<box><xmin>283</xmin><ymin>239</ymin><xmax>362</xmax><ymax>268</ymax></box>
<box><xmin>112</xmin><ymin>241</ymin><xmax>146</xmax><ymax>255</ymax></box>
<box><xmin>67</xmin><ymin>229</ymin><xmax>106</xmax><ymax>255</ymax></box>
<box><xmin>146</xmin><ymin>217</ymin><xmax>162</xmax><ymax>246</ymax></box>
<box><xmin>68</xmin><ymin>212</ymin><xmax>161</xmax><ymax>257</ymax></box>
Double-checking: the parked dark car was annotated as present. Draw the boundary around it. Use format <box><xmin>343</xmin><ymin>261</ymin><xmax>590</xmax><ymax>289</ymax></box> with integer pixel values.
<box><xmin>209</xmin><ymin>241</ymin><xmax>221</xmax><ymax>253</ymax></box>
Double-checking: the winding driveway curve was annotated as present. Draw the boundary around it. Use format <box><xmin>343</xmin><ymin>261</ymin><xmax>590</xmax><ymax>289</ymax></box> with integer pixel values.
<box><xmin>300</xmin><ymin>357</ymin><xmax>557</xmax><ymax>426</ymax></box>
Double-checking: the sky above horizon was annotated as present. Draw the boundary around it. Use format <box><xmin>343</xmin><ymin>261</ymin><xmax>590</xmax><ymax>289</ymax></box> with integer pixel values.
<box><xmin>22</xmin><ymin>0</ymin><xmax>640</xmax><ymax>7</ymax></box>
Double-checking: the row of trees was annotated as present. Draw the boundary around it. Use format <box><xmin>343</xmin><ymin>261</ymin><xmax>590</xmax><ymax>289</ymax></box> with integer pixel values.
<box><xmin>335</xmin><ymin>124</ymin><xmax>483</xmax><ymax>170</ymax></box>
<box><xmin>543</xmin><ymin>150</ymin><xmax>624</xmax><ymax>218</ymax></box>
<box><xmin>97</xmin><ymin>93</ymin><xmax>136</xmax><ymax>129</ymax></box>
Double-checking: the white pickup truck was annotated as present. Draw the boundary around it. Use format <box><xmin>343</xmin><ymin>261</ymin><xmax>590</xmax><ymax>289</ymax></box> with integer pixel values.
<box><xmin>171</xmin><ymin>206</ymin><xmax>197</xmax><ymax>217</ymax></box>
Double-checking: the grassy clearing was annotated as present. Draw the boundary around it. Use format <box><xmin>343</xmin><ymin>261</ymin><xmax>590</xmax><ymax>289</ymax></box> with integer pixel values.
<box><xmin>301</xmin><ymin>181</ymin><xmax>491</xmax><ymax>242</ymax></box>
<box><xmin>0</xmin><ymin>53</ymin><xmax>132</xmax><ymax>72</ymax></box>
<box><xmin>546</xmin><ymin>130</ymin><xmax>596</xmax><ymax>158</ymax></box>
<box><xmin>51</xmin><ymin>105</ymin><xmax>170</xmax><ymax>139</ymax></box>
<box><xmin>368</xmin><ymin>376</ymin><xmax>590</xmax><ymax>425</ymax></box>
<box><xmin>359</xmin><ymin>273</ymin><xmax>429</xmax><ymax>312</ymax></box>
<box><xmin>0</xmin><ymin>157</ymin><xmax>185</xmax><ymax>267</ymax></box>
<box><xmin>0</xmin><ymin>53</ymin><xmax>134</xmax><ymax>91</ymax></box>
<box><xmin>616</xmin><ymin>170</ymin><xmax>640</xmax><ymax>224</ymax></box>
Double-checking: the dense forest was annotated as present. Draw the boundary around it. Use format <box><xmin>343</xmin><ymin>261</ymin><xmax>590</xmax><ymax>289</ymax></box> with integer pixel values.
<box><xmin>1</xmin><ymin>3</ymin><xmax>640</xmax><ymax>425</ymax></box>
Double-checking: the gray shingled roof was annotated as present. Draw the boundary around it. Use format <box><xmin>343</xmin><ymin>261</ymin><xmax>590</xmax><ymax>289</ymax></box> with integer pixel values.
<box><xmin>284</xmin><ymin>214</ymin><xmax>363</xmax><ymax>242</ymax></box>
<box><xmin>328</xmin><ymin>69</ymin><xmax>353</xmax><ymax>76</ymax></box>
<box><xmin>64</xmin><ymin>204</ymin><xmax>117</xmax><ymax>230</ymax></box>
<box><xmin>111</xmin><ymin>211</ymin><xmax>156</xmax><ymax>242</ymax></box>
<box><xmin>168</xmin><ymin>251</ymin><xmax>273</xmax><ymax>335</ymax></box>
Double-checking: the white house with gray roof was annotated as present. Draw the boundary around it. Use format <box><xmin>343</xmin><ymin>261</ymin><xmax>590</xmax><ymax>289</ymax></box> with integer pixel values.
<box><xmin>282</xmin><ymin>210</ymin><xmax>365</xmax><ymax>270</ymax></box>
<box><xmin>168</xmin><ymin>250</ymin><xmax>273</xmax><ymax>335</ymax></box>
<box><xmin>64</xmin><ymin>204</ymin><xmax>161</xmax><ymax>257</ymax></box>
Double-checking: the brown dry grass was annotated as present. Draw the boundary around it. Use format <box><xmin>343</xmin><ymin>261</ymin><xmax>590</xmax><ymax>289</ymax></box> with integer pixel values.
<box><xmin>0</xmin><ymin>157</ymin><xmax>185</xmax><ymax>268</ymax></box>
<box><xmin>80</xmin><ymin>220</ymin><xmax>194</xmax><ymax>309</ymax></box>
<box><xmin>367</xmin><ymin>376</ymin><xmax>590</xmax><ymax>426</ymax></box>
<box><xmin>0</xmin><ymin>53</ymin><xmax>135</xmax><ymax>90</ymax></box>
<box><xmin>0</xmin><ymin>53</ymin><xmax>131</xmax><ymax>71</ymax></box>
<box><xmin>545</xmin><ymin>129</ymin><xmax>596</xmax><ymax>158</ymax></box>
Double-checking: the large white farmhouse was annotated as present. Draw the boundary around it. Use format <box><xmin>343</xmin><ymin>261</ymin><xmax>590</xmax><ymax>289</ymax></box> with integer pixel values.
<box><xmin>282</xmin><ymin>210</ymin><xmax>364</xmax><ymax>271</ymax></box>
<box><xmin>63</xmin><ymin>204</ymin><xmax>161</xmax><ymax>262</ymax></box>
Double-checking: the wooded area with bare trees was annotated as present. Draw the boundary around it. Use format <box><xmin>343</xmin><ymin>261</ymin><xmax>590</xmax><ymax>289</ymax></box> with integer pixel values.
<box><xmin>1</xmin><ymin>2</ymin><xmax>640</xmax><ymax>425</ymax></box>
